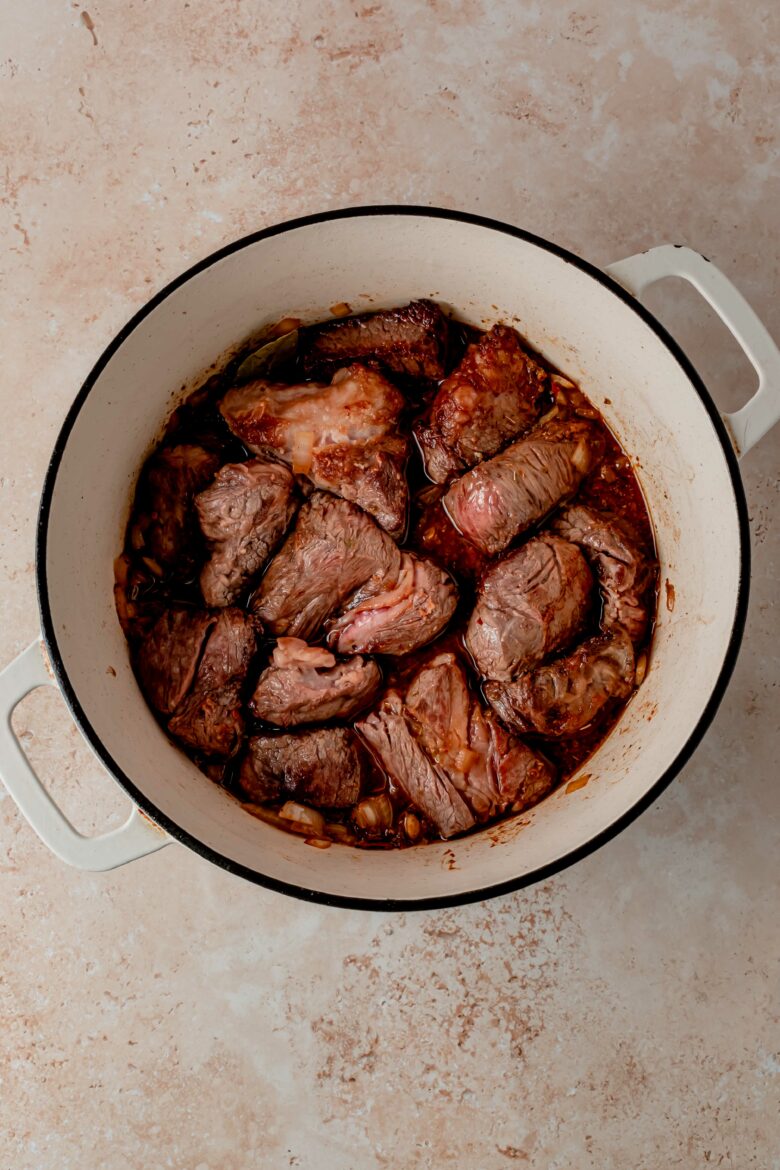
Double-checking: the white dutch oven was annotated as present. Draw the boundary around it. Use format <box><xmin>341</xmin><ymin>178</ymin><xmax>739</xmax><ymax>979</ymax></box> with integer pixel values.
<box><xmin>1</xmin><ymin>208</ymin><xmax>778</xmax><ymax>909</ymax></box>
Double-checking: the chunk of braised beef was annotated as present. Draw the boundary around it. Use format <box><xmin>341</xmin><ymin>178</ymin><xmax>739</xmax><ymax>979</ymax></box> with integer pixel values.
<box><xmin>415</xmin><ymin>324</ymin><xmax>549</xmax><ymax>482</ymax></box>
<box><xmin>251</xmin><ymin>638</ymin><xmax>381</xmax><ymax>727</ymax></box>
<box><xmin>168</xmin><ymin>608</ymin><xmax>258</xmax><ymax>757</ymax></box>
<box><xmin>485</xmin><ymin>628</ymin><xmax>635</xmax><ymax>738</ymax></box>
<box><xmin>196</xmin><ymin>458</ymin><xmax>297</xmax><ymax>607</ymax></box>
<box><xmin>219</xmin><ymin>364</ymin><xmax>408</xmax><ymax>536</ymax></box>
<box><xmin>466</xmin><ymin>535</ymin><xmax>593</xmax><ymax>682</ymax></box>
<box><xmin>326</xmin><ymin>552</ymin><xmax>457</xmax><ymax>657</ymax></box>
<box><xmin>252</xmin><ymin>492</ymin><xmax>402</xmax><ymax>640</ymax></box>
<box><xmin>136</xmin><ymin>607</ymin><xmax>215</xmax><ymax>716</ymax></box>
<box><xmin>141</xmin><ymin>444</ymin><xmax>220</xmax><ymax>570</ymax></box>
<box><xmin>551</xmin><ymin>503</ymin><xmax>656</xmax><ymax>644</ymax></box>
<box><xmin>299</xmin><ymin>299</ymin><xmax>450</xmax><ymax>382</ymax></box>
<box><xmin>239</xmin><ymin>728</ymin><xmax>363</xmax><ymax>808</ymax></box>
<box><xmin>443</xmin><ymin>418</ymin><xmax>605</xmax><ymax>556</ymax></box>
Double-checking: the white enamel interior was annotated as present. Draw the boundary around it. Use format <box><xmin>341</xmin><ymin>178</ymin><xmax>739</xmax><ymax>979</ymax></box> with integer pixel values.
<box><xmin>41</xmin><ymin>213</ymin><xmax>742</xmax><ymax>902</ymax></box>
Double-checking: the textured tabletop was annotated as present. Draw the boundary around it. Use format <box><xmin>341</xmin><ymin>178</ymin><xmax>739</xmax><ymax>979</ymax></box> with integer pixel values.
<box><xmin>1</xmin><ymin>2</ymin><xmax>778</xmax><ymax>1166</ymax></box>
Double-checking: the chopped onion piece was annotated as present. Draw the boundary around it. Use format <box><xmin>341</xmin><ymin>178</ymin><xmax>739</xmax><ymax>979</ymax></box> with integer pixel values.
<box><xmin>279</xmin><ymin>801</ymin><xmax>325</xmax><ymax>836</ymax></box>
<box><xmin>635</xmin><ymin>653</ymin><xmax>647</xmax><ymax>686</ymax></box>
<box><xmin>291</xmin><ymin>429</ymin><xmax>315</xmax><ymax>475</ymax></box>
<box><xmin>353</xmin><ymin>794</ymin><xmax>393</xmax><ymax>832</ymax></box>
<box><xmin>571</xmin><ymin>438</ymin><xmax>590</xmax><ymax>473</ymax></box>
<box><xmin>403</xmin><ymin>812</ymin><xmax>421</xmax><ymax>841</ymax></box>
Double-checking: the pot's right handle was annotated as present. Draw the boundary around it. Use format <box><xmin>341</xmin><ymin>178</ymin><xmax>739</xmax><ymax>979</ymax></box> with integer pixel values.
<box><xmin>0</xmin><ymin>639</ymin><xmax>170</xmax><ymax>870</ymax></box>
<box><xmin>604</xmin><ymin>245</ymin><xmax>780</xmax><ymax>458</ymax></box>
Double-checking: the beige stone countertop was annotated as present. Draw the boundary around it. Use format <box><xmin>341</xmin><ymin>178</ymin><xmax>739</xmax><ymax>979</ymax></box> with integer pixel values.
<box><xmin>1</xmin><ymin>2</ymin><xmax>778</xmax><ymax>1166</ymax></box>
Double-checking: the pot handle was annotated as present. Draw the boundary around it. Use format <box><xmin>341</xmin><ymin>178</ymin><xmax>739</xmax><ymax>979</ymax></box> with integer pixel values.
<box><xmin>604</xmin><ymin>244</ymin><xmax>780</xmax><ymax>458</ymax></box>
<box><xmin>0</xmin><ymin>639</ymin><xmax>171</xmax><ymax>870</ymax></box>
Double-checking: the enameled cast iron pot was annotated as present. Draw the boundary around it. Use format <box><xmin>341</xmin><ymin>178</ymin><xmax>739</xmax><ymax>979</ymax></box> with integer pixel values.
<box><xmin>2</xmin><ymin>207</ymin><xmax>778</xmax><ymax>910</ymax></box>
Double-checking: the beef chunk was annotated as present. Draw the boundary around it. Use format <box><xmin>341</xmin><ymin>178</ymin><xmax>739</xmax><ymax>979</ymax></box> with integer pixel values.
<box><xmin>485</xmin><ymin>628</ymin><xmax>635</xmax><ymax>738</ymax></box>
<box><xmin>253</xmin><ymin>492</ymin><xmax>402</xmax><ymax>640</ymax></box>
<box><xmin>404</xmin><ymin>653</ymin><xmax>555</xmax><ymax>818</ymax></box>
<box><xmin>466</xmin><ymin>535</ymin><xmax>593</xmax><ymax>681</ymax></box>
<box><xmin>135</xmin><ymin>607</ymin><xmax>215</xmax><ymax>716</ymax></box>
<box><xmin>251</xmin><ymin>637</ymin><xmax>381</xmax><ymax>726</ymax></box>
<box><xmin>551</xmin><ymin>504</ymin><xmax>655</xmax><ymax>644</ymax></box>
<box><xmin>444</xmin><ymin>418</ymin><xmax>605</xmax><ymax>556</ymax></box>
<box><xmin>168</xmin><ymin>608</ymin><xmax>257</xmax><ymax>757</ymax></box>
<box><xmin>219</xmin><ymin>364</ymin><xmax>408</xmax><ymax>536</ymax></box>
<box><xmin>356</xmin><ymin>693</ymin><xmax>475</xmax><ymax>839</ymax></box>
<box><xmin>410</xmin><ymin>484</ymin><xmax>491</xmax><ymax>583</ymax></box>
<box><xmin>300</xmin><ymin>299</ymin><xmax>449</xmax><ymax>382</ymax></box>
<box><xmin>238</xmin><ymin>728</ymin><xmax>363</xmax><ymax>808</ymax></box>
<box><xmin>196</xmin><ymin>459</ymin><xmax>297</xmax><ymax>607</ymax></box>
<box><xmin>415</xmin><ymin>324</ymin><xmax>548</xmax><ymax>482</ymax></box>
<box><xmin>482</xmin><ymin>709</ymin><xmax>557</xmax><ymax>812</ymax></box>
<box><xmin>327</xmin><ymin>552</ymin><xmax>457</xmax><ymax>657</ymax></box>
<box><xmin>142</xmin><ymin>444</ymin><xmax>220</xmax><ymax>570</ymax></box>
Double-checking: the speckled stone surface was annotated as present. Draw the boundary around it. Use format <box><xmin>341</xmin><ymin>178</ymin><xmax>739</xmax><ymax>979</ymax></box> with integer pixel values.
<box><xmin>1</xmin><ymin>2</ymin><xmax>779</xmax><ymax>1166</ymax></box>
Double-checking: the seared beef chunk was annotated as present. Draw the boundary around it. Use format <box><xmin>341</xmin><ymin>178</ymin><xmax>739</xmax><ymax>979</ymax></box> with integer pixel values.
<box><xmin>466</xmin><ymin>535</ymin><xmax>593</xmax><ymax>682</ymax></box>
<box><xmin>220</xmin><ymin>364</ymin><xmax>408</xmax><ymax>536</ymax></box>
<box><xmin>357</xmin><ymin>692</ymin><xmax>475</xmax><ymax>839</ymax></box>
<box><xmin>415</xmin><ymin>324</ymin><xmax>548</xmax><ymax>482</ymax></box>
<box><xmin>552</xmin><ymin>504</ymin><xmax>655</xmax><ymax>643</ymax></box>
<box><xmin>444</xmin><ymin>418</ymin><xmax>605</xmax><ymax>556</ymax></box>
<box><xmin>196</xmin><ymin>459</ymin><xmax>296</xmax><ymax>607</ymax></box>
<box><xmin>136</xmin><ymin>607</ymin><xmax>215</xmax><ymax>716</ymax></box>
<box><xmin>327</xmin><ymin>552</ymin><xmax>457</xmax><ymax>656</ymax></box>
<box><xmin>142</xmin><ymin>444</ymin><xmax>220</xmax><ymax>570</ymax></box>
<box><xmin>482</xmin><ymin>709</ymin><xmax>556</xmax><ymax>812</ymax></box>
<box><xmin>251</xmin><ymin>638</ymin><xmax>381</xmax><ymax>726</ymax></box>
<box><xmin>253</xmin><ymin>492</ymin><xmax>402</xmax><ymax>640</ymax></box>
<box><xmin>410</xmin><ymin>484</ymin><xmax>491</xmax><ymax>582</ymax></box>
<box><xmin>239</xmin><ymin>728</ymin><xmax>362</xmax><ymax>808</ymax></box>
<box><xmin>300</xmin><ymin>299</ymin><xmax>449</xmax><ymax>382</ymax></box>
<box><xmin>404</xmin><ymin>653</ymin><xmax>555</xmax><ymax>818</ymax></box>
<box><xmin>168</xmin><ymin>609</ymin><xmax>257</xmax><ymax>757</ymax></box>
<box><xmin>486</xmin><ymin>628</ymin><xmax>635</xmax><ymax>738</ymax></box>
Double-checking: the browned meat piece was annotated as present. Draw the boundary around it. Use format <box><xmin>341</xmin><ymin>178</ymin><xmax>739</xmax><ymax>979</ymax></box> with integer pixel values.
<box><xmin>250</xmin><ymin>637</ymin><xmax>381</xmax><ymax>727</ymax></box>
<box><xmin>415</xmin><ymin>324</ymin><xmax>548</xmax><ymax>482</ymax></box>
<box><xmin>482</xmin><ymin>709</ymin><xmax>557</xmax><ymax>812</ymax></box>
<box><xmin>404</xmin><ymin>653</ymin><xmax>555</xmax><ymax>818</ymax></box>
<box><xmin>168</xmin><ymin>608</ymin><xmax>257</xmax><ymax>757</ymax></box>
<box><xmin>253</xmin><ymin>492</ymin><xmax>402</xmax><ymax>640</ymax></box>
<box><xmin>135</xmin><ymin>607</ymin><xmax>215</xmax><ymax>716</ymax></box>
<box><xmin>551</xmin><ymin>504</ymin><xmax>656</xmax><ymax>644</ymax></box>
<box><xmin>410</xmin><ymin>485</ymin><xmax>490</xmax><ymax>583</ymax></box>
<box><xmin>485</xmin><ymin>629</ymin><xmax>635</xmax><ymax>737</ymax></box>
<box><xmin>356</xmin><ymin>692</ymin><xmax>475</xmax><ymax>839</ymax></box>
<box><xmin>220</xmin><ymin>364</ymin><xmax>408</xmax><ymax>536</ymax></box>
<box><xmin>196</xmin><ymin>459</ymin><xmax>297</xmax><ymax>607</ymax></box>
<box><xmin>466</xmin><ymin>535</ymin><xmax>593</xmax><ymax>682</ymax></box>
<box><xmin>300</xmin><ymin>300</ymin><xmax>450</xmax><ymax>382</ymax></box>
<box><xmin>238</xmin><ymin>728</ymin><xmax>363</xmax><ymax>808</ymax></box>
<box><xmin>142</xmin><ymin>444</ymin><xmax>220</xmax><ymax>569</ymax></box>
<box><xmin>444</xmin><ymin>418</ymin><xmax>606</xmax><ymax>556</ymax></box>
<box><xmin>327</xmin><ymin>552</ymin><xmax>457</xmax><ymax>657</ymax></box>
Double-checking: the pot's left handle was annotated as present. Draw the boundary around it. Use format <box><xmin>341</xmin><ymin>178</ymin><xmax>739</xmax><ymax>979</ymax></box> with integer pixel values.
<box><xmin>604</xmin><ymin>244</ymin><xmax>780</xmax><ymax>458</ymax></box>
<box><xmin>0</xmin><ymin>639</ymin><xmax>171</xmax><ymax>870</ymax></box>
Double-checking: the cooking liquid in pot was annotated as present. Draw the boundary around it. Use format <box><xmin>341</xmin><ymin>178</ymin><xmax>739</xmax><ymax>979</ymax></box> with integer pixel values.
<box><xmin>116</xmin><ymin>307</ymin><xmax>658</xmax><ymax>848</ymax></box>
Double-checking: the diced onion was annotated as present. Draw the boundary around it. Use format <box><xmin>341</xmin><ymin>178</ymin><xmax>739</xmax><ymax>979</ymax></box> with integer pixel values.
<box><xmin>635</xmin><ymin>653</ymin><xmax>648</xmax><ymax>686</ymax></box>
<box><xmin>291</xmin><ymin>430</ymin><xmax>315</xmax><ymax>475</ymax></box>
<box><xmin>571</xmin><ymin>439</ymin><xmax>590</xmax><ymax>473</ymax></box>
<box><xmin>352</xmin><ymin>794</ymin><xmax>393</xmax><ymax>832</ymax></box>
<box><xmin>453</xmin><ymin>747</ymin><xmax>480</xmax><ymax>773</ymax></box>
<box><xmin>403</xmin><ymin>812</ymin><xmax>421</xmax><ymax>841</ymax></box>
<box><xmin>279</xmin><ymin>801</ymin><xmax>325</xmax><ymax>836</ymax></box>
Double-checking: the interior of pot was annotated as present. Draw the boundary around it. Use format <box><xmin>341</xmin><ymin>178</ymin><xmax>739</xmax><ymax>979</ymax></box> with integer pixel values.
<box><xmin>40</xmin><ymin>212</ymin><xmax>743</xmax><ymax>903</ymax></box>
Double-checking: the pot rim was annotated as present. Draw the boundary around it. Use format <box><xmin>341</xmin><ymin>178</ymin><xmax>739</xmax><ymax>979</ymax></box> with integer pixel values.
<box><xmin>35</xmin><ymin>204</ymin><xmax>751</xmax><ymax>911</ymax></box>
